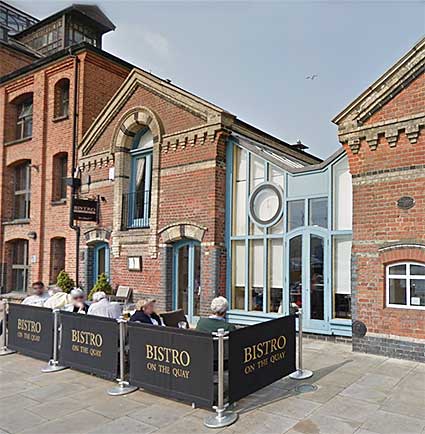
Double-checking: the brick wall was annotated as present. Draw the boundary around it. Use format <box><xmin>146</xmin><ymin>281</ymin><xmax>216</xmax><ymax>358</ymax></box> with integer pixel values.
<box><xmin>0</xmin><ymin>47</ymin><xmax>35</xmax><ymax>77</ymax></box>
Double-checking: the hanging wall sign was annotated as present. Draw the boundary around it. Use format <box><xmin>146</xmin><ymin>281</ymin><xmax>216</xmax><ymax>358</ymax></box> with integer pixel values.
<box><xmin>72</xmin><ymin>198</ymin><xmax>98</xmax><ymax>222</ymax></box>
<box><xmin>228</xmin><ymin>314</ymin><xmax>296</xmax><ymax>403</ymax></box>
<box><xmin>59</xmin><ymin>312</ymin><xmax>119</xmax><ymax>379</ymax></box>
<box><xmin>7</xmin><ymin>304</ymin><xmax>54</xmax><ymax>361</ymax></box>
<box><xmin>128</xmin><ymin>323</ymin><xmax>214</xmax><ymax>407</ymax></box>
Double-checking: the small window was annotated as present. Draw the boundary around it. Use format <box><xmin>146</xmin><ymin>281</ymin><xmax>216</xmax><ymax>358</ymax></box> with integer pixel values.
<box><xmin>54</xmin><ymin>79</ymin><xmax>69</xmax><ymax>118</ymax></box>
<box><xmin>50</xmin><ymin>237</ymin><xmax>65</xmax><ymax>284</ymax></box>
<box><xmin>52</xmin><ymin>153</ymin><xmax>68</xmax><ymax>201</ymax></box>
<box><xmin>309</xmin><ymin>197</ymin><xmax>328</xmax><ymax>228</ymax></box>
<box><xmin>16</xmin><ymin>96</ymin><xmax>33</xmax><ymax>140</ymax></box>
<box><xmin>10</xmin><ymin>239</ymin><xmax>29</xmax><ymax>292</ymax></box>
<box><xmin>287</xmin><ymin>200</ymin><xmax>305</xmax><ymax>231</ymax></box>
<box><xmin>13</xmin><ymin>161</ymin><xmax>31</xmax><ymax>220</ymax></box>
<box><xmin>386</xmin><ymin>262</ymin><xmax>425</xmax><ymax>309</ymax></box>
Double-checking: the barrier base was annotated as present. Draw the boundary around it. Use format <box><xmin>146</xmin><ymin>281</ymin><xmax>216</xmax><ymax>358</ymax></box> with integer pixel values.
<box><xmin>0</xmin><ymin>347</ymin><xmax>15</xmax><ymax>356</ymax></box>
<box><xmin>41</xmin><ymin>360</ymin><xmax>68</xmax><ymax>373</ymax></box>
<box><xmin>107</xmin><ymin>381</ymin><xmax>138</xmax><ymax>396</ymax></box>
<box><xmin>289</xmin><ymin>369</ymin><xmax>313</xmax><ymax>380</ymax></box>
<box><xmin>204</xmin><ymin>411</ymin><xmax>238</xmax><ymax>428</ymax></box>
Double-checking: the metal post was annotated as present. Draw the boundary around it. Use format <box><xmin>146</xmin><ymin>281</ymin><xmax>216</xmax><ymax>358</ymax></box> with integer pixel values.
<box><xmin>108</xmin><ymin>316</ymin><xmax>138</xmax><ymax>396</ymax></box>
<box><xmin>42</xmin><ymin>309</ymin><xmax>67</xmax><ymax>372</ymax></box>
<box><xmin>289</xmin><ymin>308</ymin><xmax>313</xmax><ymax>380</ymax></box>
<box><xmin>0</xmin><ymin>300</ymin><xmax>15</xmax><ymax>356</ymax></box>
<box><xmin>204</xmin><ymin>328</ymin><xmax>238</xmax><ymax>428</ymax></box>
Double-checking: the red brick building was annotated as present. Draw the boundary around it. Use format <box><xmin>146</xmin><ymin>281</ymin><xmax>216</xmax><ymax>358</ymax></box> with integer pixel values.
<box><xmin>334</xmin><ymin>37</ymin><xmax>425</xmax><ymax>361</ymax></box>
<box><xmin>0</xmin><ymin>2</ymin><xmax>132</xmax><ymax>292</ymax></box>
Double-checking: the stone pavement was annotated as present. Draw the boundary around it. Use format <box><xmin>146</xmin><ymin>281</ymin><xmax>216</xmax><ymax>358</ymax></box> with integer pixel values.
<box><xmin>0</xmin><ymin>340</ymin><xmax>424</xmax><ymax>434</ymax></box>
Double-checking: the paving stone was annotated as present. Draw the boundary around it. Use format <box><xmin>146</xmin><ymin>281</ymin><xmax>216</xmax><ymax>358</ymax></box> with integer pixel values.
<box><xmin>312</xmin><ymin>395</ymin><xmax>380</xmax><ymax>423</ymax></box>
<box><xmin>381</xmin><ymin>393</ymin><xmax>425</xmax><ymax>420</ymax></box>
<box><xmin>339</xmin><ymin>382</ymin><xmax>388</xmax><ymax>403</ymax></box>
<box><xmin>87</xmin><ymin>416</ymin><xmax>156</xmax><ymax>434</ymax></box>
<box><xmin>291</xmin><ymin>413</ymin><xmax>360</xmax><ymax>434</ymax></box>
<box><xmin>27</xmin><ymin>396</ymin><xmax>88</xmax><ymax>420</ymax></box>
<box><xmin>0</xmin><ymin>394</ymin><xmax>39</xmax><ymax>413</ymax></box>
<box><xmin>261</xmin><ymin>396</ymin><xmax>321</xmax><ymax>420</ymax></box>
<box><xmin>361</xmin><ymin>409</ymin><xmax>425</xmax><ymax>434</ymax></box>
<box><xmin>294</xmin><ymin>383</ymin><xmax>344</xmax><ymax>404</ymax></box>
<box><xmin>0</xmin><ymin>408</ymin><xmax>47</xmax><ymax>433</ymax></box>
<box><xmin>354</xmin><ymin>373</ymin><xmax>401</xmax><ymax>392</ymax></box>
<box><xmin>21</xmin><ymin>382</ymin><xmax>88</xmax><ymax>402</ymax></box>
<box><xmin>87</xmin><ymin>395</ymin><xmax>144</xmax><ymax>418</ymax></box>
<box><xmin>128</xmin><ymin>402</ymin><xmax>193</xmax><ymax>428</ymax></box>
<box><xmin>19</xmin><ymin>409</ymin><xmax>111</xmax><ymax>434</ymax></box>
<box><xmin>155</xmin><ymin>414</ymin><xmax>215</xmax><ymax>434</ymax></box>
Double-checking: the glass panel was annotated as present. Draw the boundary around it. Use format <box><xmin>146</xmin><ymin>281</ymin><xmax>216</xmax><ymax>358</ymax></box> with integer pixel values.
<box><xmin>389</xmin><ymin>264</ymin><xmax>406</xmax><ymax>275</ymax></box>
<box><xmin>410</xmin><ymin>280</ymin><xmax>425</xmax><ymax>307</ymax></box>
<box><xmin>309</xmin><ymin>197</ymin><xmax>328</xmax><ymax>228</ymax></box>
<box><xmin>133</xmin><ymin>156</ymin><xmax>146</xmax><ymax>221</ymax></box>
<box><xmin>389</xmin><ymin>279</ymin><xmax>406</xmax><ymax>305</ymax></box>
<box><xmin>333</xmin><ymin>236</ymin><xmax>352</xmax><ymax>319</ymax></box>
<box><xmin>410</xmin><ymin>264</ymin><xmax>425</xmax><ymax>276</ymax></box>
<box><xmin>14</xmin><ymin>194</ymin><xmax>27</xmax><ymax>219</ymax></box>
<box><xmin>310</xmin><ymin>235</ymin><xmax>324</xmax><ymax>320</ymax></box>
<box><xmin>97</xmin><ymin>247</ymin><xmax>106</xmax><ymax>277</ymax></box>
<box><xmin>250</xmin><ymin>155</ymin><xmax>264</xmax><ymax>191</ymax></box>
<box><xmin>12</xmin><ymin>240</ymin><xmax>27</xmax><ymax>264</ymax></box>
<box><xmin>270</xmin><ymin>166</ymin><xmax>284</xmax><ymax>188</ymax></box>
<box><xmin>289</xmin><ymin>235</ymin><xmax>302</xmax><ymax>313</ymax></box>
<box><xmin>288</xmin><ymin>200</ymin><xmax>304</xmax><ymax>231</ymax></box>
<box><xmin>253</xmin><ymin>187</ymin><xmax>279</xmax><ymax>222</ymax></box>
<box><xmin>193</xmin><ymin>245</ymin><xmax>201</xmax><ymax>316</ymax></box>
<box><xmin>12</xmin><ymin>269</ymin><xmax>26</xmax><ymax>292</ymax></box>
<box><xmin>232</xmin><ymin>241</ymin><xmax>245</xmax><ymax>309</ymax></box>
<box><xmin>269</xmin><ymin>216</ymin><xmax>284</xmax><ymax>234</ymax></box>
<box><xmin>233</xmin><ymin>147</ymin><xmax>247</xmax><ymax>235</ymax></box>
<box><xmin>177</xmin><ymin>245</ymin><xmax>189</xmax><ymax>315</ymax></box>
<box><xmin>134</xmin><ymin>129</ymin><xmax>153</xmax><ymax>150</ymax></box>
<box><xmin>250</xmin><ymin>240</ymin><xmax>263</xmax><ymax>311</ymax></box>
<box><xmin>269</xmin><ymin>239</ymin><xmax>283</xmax><ymax>313</ymax></box>
<box><xmin>333</xmin><ymin>159</ymin><xmax>352</xmax><ymax>230</ymax></box>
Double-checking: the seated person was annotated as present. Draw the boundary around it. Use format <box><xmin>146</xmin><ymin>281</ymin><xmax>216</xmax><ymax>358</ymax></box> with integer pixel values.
<box><xmin>22</xmin><ymin>281</ymin><xmax>49</xmax><ymax>307</ymax></box>
<box><xmin>44</xmin><ymin>286</ymin><xmax>71</xmax><ymax>310</ymax></box>
<box><xmin>196</xmin><ymin>296</ymin><xmax>236</xmax><ymax>333</ymax></box>
<box><xmin>88</xmin><ymin>291</ymin><xmax>122</xmax><ymax>319</ymax></box>
<box><xmin>65</xmin><ymin>288</ymin><xmax>89</xmax><ymax>314</ymax></box>
<box><xmin>130</xmin><ymin>298</ymin><xmax>162</xmax><ymax>325</ymax></box>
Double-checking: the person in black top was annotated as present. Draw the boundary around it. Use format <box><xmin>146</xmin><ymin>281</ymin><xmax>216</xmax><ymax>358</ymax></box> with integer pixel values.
<box><xmin>65</xmin><ymin>288</ymin><xmax>89</xmax><ymax>314</ymax></box>
<box><xmin>130</xmin><ymin>298</ymin><xmax>162</xmax><ymax>325</ymax></box>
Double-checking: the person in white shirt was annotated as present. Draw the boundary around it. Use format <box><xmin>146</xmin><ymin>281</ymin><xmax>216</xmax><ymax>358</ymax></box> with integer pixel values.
<box><xmin>64</xmin><ymin>288</ymin><xmax>89</xmax><ymax>314</ymax></box>
<box><xmin>22</xmin><ymin>282</ymin><xmax>49</xmax><ymax>307</ymax></box>
<box><xmin>88</xmin><ymin>291</ymin><xmax>122</xmax><ymax>319</ymax></box>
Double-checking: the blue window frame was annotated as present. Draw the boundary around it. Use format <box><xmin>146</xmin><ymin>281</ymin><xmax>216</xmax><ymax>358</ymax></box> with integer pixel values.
<box><xmin>127</xmin><ymin>128</ymin><xmax>153</xmax><ymax>228</ymax></box>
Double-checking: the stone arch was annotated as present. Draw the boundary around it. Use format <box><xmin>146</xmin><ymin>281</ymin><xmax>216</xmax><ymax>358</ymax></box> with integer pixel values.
<box><xmin>111</xmin><ymin>106</ymin><xmax>163</xmax><ymax>153</ymax></box>
<box><xmin>84</xmin><ymin>228</ymin><xmax>111</xmax><ymax>245</ymax></box>
<box><xmin>159</xmin><ymin>222</ymin><xmax>207</xmax><ymax>244</ymax></box>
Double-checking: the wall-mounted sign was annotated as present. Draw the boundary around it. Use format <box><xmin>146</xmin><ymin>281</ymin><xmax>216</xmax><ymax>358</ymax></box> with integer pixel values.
<box><xmin>249</xmin><ymin>182</ymin><xmax>284</xmax><ymax>227</ymax></box>
<box><xmin>72</xmin><ymin>198</ymin><xmax>98</xmax><ymax>222</ymax></box>
<box><xmin>128</xmin><ymin>256</ymin><xmax>142</xmax><ymax>271</ymax></box>
<box><xmin>397</xmin><ymin>196</ymin><xmax>415</xmax><ymax>210</ymax></box>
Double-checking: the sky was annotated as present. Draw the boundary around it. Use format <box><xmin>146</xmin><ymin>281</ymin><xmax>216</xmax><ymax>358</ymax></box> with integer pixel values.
<box><xmin>11</xmin><ymin>0</ymin><xmax>425</xmax><ymax>159</ymax></box>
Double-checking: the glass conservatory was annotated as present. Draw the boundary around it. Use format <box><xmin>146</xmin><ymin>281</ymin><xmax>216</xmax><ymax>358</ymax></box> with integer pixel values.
<box><xmin>226</xmin><ymin>135</ymin><xmax>353</xmax><ymax>336</ymax></box>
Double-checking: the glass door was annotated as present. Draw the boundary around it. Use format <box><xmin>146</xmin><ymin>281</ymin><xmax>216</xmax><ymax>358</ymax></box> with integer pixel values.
<box><xmin>287</xmin><ymin>230</ymin><xmax>329</xmax><ymax>332</ymax></box>
<box><xmin>173</xmin><ymin>240</ymin><xmax>201</xmax><ymax>323</ymax></box>
<box><xmin>93</xmin><ymin>242</ymin><xmax>110</xmax><ymax>287</ymax></box>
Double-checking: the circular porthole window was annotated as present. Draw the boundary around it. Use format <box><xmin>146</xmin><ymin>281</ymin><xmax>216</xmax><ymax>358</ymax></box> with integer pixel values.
<box><xmin>248</xmin><ymin>182</ymin><xmax>284</xmax><ymax>227</ymax></box>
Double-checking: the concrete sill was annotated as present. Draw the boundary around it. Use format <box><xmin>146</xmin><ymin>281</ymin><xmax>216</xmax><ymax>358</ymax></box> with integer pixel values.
<box><xmin>51</xmin><ymin>199</ymin><xmax>67</xmax><ymax>206</ymax></box>
<box><xmin>52</xmin><ymin>115</ymin><xmax>69</xmax><ymax>123</ymax></box>
<box><xmin>2</xmin><ymin>219</ymin><xmax>30</xmax><ymax>226</ymax></box>
<box><xmin>4</xmin><ymin>136</ymin><xmax>32</xmax><ymax>146</ymax></box>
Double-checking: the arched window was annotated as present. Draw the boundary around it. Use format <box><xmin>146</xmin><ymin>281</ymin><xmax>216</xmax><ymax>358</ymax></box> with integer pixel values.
<box><xmin>50</xmin><ymin>237</ymin><xmax>66</xmax><ymax>284</ymax></box>
<box><xmin>52</xmin><ymin>152</ymin><xmax>68</xmax><ymax>201</ymax></box>
<box><xmin>387</xmin><ymin>262</ymin><xmax>425</xmax><ymax>309</ymax></box>
<box><xmin>54</xmin><ymin>78</ymin><xmax>70</xmax><ymax>118</ymax></box>
<box><xmin>7</xmin><ymin>239</ymin><xmax>29</xmax><ymax>292</ymax></box>
<box><xmin>15</xmin><ymin>94</ymin><xmax>33</xmax><ymax>140</ymax></box>
<box><xmin>124</xmin><ymin>128</ymin><xmax>153</xmax><ymax>228</ymax></box>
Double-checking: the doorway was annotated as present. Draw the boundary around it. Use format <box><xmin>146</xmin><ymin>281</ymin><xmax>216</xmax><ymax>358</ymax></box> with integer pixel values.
<box><xmin>92</xmin><ymin>242</ymin><xmax>110</xmax><ymax>287</ymax></box>
<box><xmin>173</xmin><ymin>240</ymin><xmax>201</xmax><ymax>323</ymax></box>
<box><xmin>287</xmin><ymin>229</ymin><xmax>329</xmax><ymax>332</ymax></box>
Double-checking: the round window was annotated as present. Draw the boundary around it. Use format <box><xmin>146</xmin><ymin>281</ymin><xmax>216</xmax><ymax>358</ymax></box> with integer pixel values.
<box><xmin>249</xmin><ymin>182</ymin><xmax>284</xmax><ymax>227</ymax></box>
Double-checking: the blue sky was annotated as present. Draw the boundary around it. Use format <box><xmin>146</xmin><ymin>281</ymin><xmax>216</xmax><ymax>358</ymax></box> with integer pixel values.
<box><xmin>12</xmin><ymin>0</ymin><xmax>425</xmax><ymax>158</ymax></box>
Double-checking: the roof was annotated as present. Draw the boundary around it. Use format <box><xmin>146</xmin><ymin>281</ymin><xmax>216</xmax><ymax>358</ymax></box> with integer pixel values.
<box><xmin>14</xmin><ymin>3</ymin><xmax>115</xmax><ymax>38</ymax></box>
<box><xmin>333</xmin><ymin>36</ymin><xmax>425</xmax><ymax>125</ymax></box>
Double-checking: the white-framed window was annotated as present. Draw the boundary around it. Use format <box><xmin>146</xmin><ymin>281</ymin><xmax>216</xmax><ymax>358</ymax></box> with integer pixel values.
<box><xmin>386</xmin><ymin>262</ymin><xmax>425</xmax><ymax>309</ymax></box>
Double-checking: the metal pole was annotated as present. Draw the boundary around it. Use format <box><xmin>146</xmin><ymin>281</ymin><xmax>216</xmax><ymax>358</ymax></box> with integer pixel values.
<box><xmin>289</xmin><ymin>308</ymin><xmax>313</xmax><ymax>380</ymax></box>
<box><xmin>0</xmin><ymin>300</ymin><xmax>15</xmax><ymax>356</ymax></box>
<box><xmin>107</xmin><ymin>316</ymin><xmax>138</xmax><ymax>396</ymax></box>
<box><xmin>204</xmin><ymin>328</ymin><xmax>238</xmax><ymax>428</ymax></box>
<box><xmin>42</xmin><ymin>309</ymin><xmax>67</xmax><ymax>372</ymax></box>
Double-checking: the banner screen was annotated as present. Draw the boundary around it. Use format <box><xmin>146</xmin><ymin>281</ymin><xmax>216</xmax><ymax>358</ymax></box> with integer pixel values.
<box><xmin>228</xmin><ymin>314</ymin><xmax>296</xmax><ymax>403</ymax></box>
<box><xmin>7</xmin><ymin>303</ymin><xmax>54</xmax><ymax>361</ymax></box>
<box><xmin>128</xmin><ymin>324</ymin><xmax>214</xmax><ymax>407</ymax></box>
<box><xmin>59</xmin><ymin>312</ymin><xmax>119</xmax><ymax>379</ymax></box>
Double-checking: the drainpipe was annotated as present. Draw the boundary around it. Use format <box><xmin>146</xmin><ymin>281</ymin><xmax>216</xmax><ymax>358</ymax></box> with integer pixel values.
<box><xmin>69</xmin><ymin>49</ymin><xmax>80</xmax><ymax>287</ymax></box>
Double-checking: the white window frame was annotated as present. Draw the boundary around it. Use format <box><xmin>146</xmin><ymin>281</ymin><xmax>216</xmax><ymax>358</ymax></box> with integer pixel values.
<box><xmin>386</xmin><ymin>262</ymin><xmax>425</xmax><ymax>310</ymax></box>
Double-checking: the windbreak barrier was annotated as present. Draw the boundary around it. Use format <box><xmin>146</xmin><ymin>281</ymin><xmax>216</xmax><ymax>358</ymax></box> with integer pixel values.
<box><xmin>59</xmin><ymin>312</ymin><xmax>119</xmax><ymax>380</ymax></box>
<box><xmin>128</xmin><ymin>323</ymin><xmax>214</xmax><ymax>408</ymax></box>
<box><xmin>7</xmin><ymin>303</ymin><xmax>54</xmax><ymax>361</ymax></box>
<box><xmin>228</xmin><ymin>314</ymin><xmax>296</xmax><ymax>403</ymax></box>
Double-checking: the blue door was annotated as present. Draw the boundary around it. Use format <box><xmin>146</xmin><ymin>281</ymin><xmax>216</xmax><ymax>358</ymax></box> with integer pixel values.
<box><xmin>173</xmin><ymin>240</ymin><xmax>201</xmax><ymax>324</ymax></box>
<box><xmin>92</xmin><ymin>242</ymin><xmax>110</xmax><ymax>287</ymax></box>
